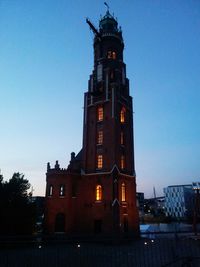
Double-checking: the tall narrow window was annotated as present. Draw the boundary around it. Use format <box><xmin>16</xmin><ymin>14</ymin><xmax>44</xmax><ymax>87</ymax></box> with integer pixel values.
<box><xmin>97</xmin><ymin>154</ymin><xmax>103</xmax><ymax>169</ymax></box>
<box><xmin>120</xmin><ymin>107</ymin><xmax>126</xmax><ymax>123</ymax></box>
<box><xmin>59</xmin><ymin>185</ymin><xmax>65</xmax><ymax>196</ymax></box>
<box><xmin>120</xmin><ymin>131</ymin><xmax>124</xmax><ymax>145</ymax></box>
<box><xmin>96</xmin><ymin>185</ymin><xmax>102</xmax><ymax>201</ymax></box>
<box><xmin>97</xmin><ymin>130</ymin><xmax>103</xmax><ymax>145</ymax></box>
<box><xmin>97</xmin><ymin>64</ymin><xmax>103</xmax><ymax>81</ymax></box>
<box><xmin>121</xmin><ymin>155</ymin><xmax>125</xmax><ymax>169</ymax></box>
<box><xmin>48</xmin><ymin>185</ymin><xmax>53</xmax><ymax>196</ymax></box>
<box><xmin>122</xmin><ymin>183</ymin><xmax>126</xmax><ymax>202</ymax></box>
<box><xmin>97</xmin><ymin>106</ymin><xmax>103</xmax><ymax>121</ymax></box>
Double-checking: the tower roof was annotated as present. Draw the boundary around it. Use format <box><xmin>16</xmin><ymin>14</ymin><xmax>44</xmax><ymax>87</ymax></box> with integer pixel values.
<box><xmin>99</xmin><ymin>10</ymin><xmax>119</xmax><ymax>33</ymax></box>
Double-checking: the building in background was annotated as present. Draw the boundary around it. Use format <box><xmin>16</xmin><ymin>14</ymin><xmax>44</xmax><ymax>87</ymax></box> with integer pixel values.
<box><xmin>44</xmin><ymin>9</ymin><xmax>139</xmax><ymax>238</ymax></box>
<box><xmin>164</xmin><ymin>184</ymin><xmax>195</xmax><ymax>219</ymax></box>
<box><xmin>136</xmin><ymin>192</ymin><xmax>144</xmax><ymax>217</ymax></box>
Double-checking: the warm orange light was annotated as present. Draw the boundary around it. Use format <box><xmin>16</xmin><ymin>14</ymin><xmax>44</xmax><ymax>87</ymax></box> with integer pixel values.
<box><xmin>121</xmin><ymin>155</ymin><xmax>125</xmax><ymax>169</ymax></box>
<box><xmin>120</xmin><ymin>107</ymin><xmax>126</xmax><ymax>123</ymax></box>
<box><xmin>122</xmin><ymin>182</ymin><xmax>126</xmax><ymax>202</ymax></box>
<box><xmin>97</xmin><ymin>107</ymin><xmax>103</xmax><ymax>121</ymax></box>
<box><xmin>97</xmin><ymin>154</ymin><xmax>103</xmax><ymax>169</ymax></box>
<box><xmin>96</xmin><ymin>185</ymin><xmax>102</xmax><ymax>201</ymax></box>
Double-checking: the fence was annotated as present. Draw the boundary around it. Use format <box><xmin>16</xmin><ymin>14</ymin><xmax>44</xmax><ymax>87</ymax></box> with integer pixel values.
<box><xmin>0</xmin><ymin>235</ymin><xmax>200</xmax><ymax>267</ymax></box>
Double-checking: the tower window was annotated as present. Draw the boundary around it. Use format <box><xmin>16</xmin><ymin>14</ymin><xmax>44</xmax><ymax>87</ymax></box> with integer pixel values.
<box><xmin>120</xmin><ymin>107</ymin><xmax>126</xmax><ymax>123</ymax></box>
<box><xmin>59</xmin><ymin>185</ymin><xmax>65</xmax><ymax>196</ymax></box>
<box><xmin>120</xmin><ymin>131</ymin><xmax>124</xmax><ymax>145</ymax></box>
<box><xmin>96</xmin><ymin>185</ymin><xmax>102</xmax><ymax>201</ymax></box>
<box><xmin>122</xmin><ymin>182</ymin><xmax>126</xmax><ymax>202</ymax></box>
<box><xmin>107</xmin><ymin>51</ymin><xmax>116</xmax><ymax>59</ymax></box>
<box><xmin>97</xmin><ymin>106</ymin><xmax>103</xmax><ymax>121</ymax></box>
<box><xmin>97</xmin><ymin>130</ymin><xmax>103</xmax><ymax>145</ymax></box>
<box><xmin>48</xmin><ymin>185</ymin><xmax>53</xmax><ymax>196</ymax></box>
<box><xmin>120</xmin><ymin>155</ymin><xmax>125</xmax><ymax>169</ymax></box>
<box><xmin>97</xmin><ymin>64</ymin><xmax>103</xmax><ymax>81</ymax></box>
<box><xmin>97</xmin><ymin>154</ymin><xmax>103</xmax><ymax>169</ymax></box>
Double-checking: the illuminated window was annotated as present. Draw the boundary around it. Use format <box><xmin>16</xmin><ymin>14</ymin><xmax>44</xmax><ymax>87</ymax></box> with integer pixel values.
<box><xmin>120</xmin><ymin>107</ymin><xmax>126</xmax><ymax>123</ymax></box>
<box><xmin>96</xmin><ymin>185</ymin><xmax>102</xmax><ymax>201</ymax></box>
<box><xmin>121</xmin><ymin>155</ymin><xmax>125</xmax><ymax>169</ymax></box>
<box><xmin>97</xmin><ymin>130</ymin><xmax>103</xmax><ymax>145</ymax></box>
<box><xmin>122</xmin><ymin>183</ymin><xmax>126</xmax><ymax>202</ymax></box>
<box><xmin>59</xmin><ymin>185</ymin><xmax>65</xmax><ymax>196</ymax></box>
<box><xmin>48</xmin><ymin>185</ymin><xmax>53</xmax><ymax>196</ymax></box>
<box><xmin>107</xmin><ymin>51</ymin><xmax>116</xmax><ymax>59</ymax></box>
<box><xmin>97</xmin><ymin>154</ymin><xmax>103</xmax><ymax>169</ymax></box>
<box><xmin>97</xmin><ymin>106</ymin><xmax>103</xmax><ymax>121</ymax></box>
<box><xmin>120</xmin><ymin>131</ymin><xmax>124</xmax><ymax>145</ymax></box>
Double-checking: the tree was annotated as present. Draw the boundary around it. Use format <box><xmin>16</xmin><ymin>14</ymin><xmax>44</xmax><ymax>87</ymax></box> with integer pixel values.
<box><xmin>0</xmin><ymin>172</ymin><xmax>36</xmax><ymax>235</ymax></box>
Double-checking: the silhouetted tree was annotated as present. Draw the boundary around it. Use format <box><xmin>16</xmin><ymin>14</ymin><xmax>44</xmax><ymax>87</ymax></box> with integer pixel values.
<box><xmin>0</xmin><ymin>172</ymin><xmax>36</xmax><ymax>235</ymax></box>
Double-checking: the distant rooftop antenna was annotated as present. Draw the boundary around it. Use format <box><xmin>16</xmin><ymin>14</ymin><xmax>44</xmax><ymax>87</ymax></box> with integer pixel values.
<box><xmin>153</xmin><ymin>186</ymin><xmax>157</xmax><ymax>199</ymax></box>
<box><xmin>104</xmin><ymin>2</ymin><xmax>109</xmax><ymax>12</ymax></box>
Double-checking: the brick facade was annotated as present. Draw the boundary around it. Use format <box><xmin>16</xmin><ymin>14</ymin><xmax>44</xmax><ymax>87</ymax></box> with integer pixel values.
<box><xmin>44</xmin><ymin>10</ymin><xmax>139</xmax><ymax>238</ymax></box>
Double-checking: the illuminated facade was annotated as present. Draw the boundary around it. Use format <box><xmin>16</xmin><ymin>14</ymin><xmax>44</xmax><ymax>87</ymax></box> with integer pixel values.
<box><xmin>44</xmin><ymin>10</ymin><xmax>139</xmax><ymax>238</ymax></box>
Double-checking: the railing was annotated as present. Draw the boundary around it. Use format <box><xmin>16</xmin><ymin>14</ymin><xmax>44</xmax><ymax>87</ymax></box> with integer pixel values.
<box><xmin>0</xmin><ymin>234</ymin><xmax>200</xmax><ymax>267</ymax></box>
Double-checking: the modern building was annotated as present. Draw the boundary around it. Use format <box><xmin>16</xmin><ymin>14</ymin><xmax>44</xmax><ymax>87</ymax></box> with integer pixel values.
<box><xmin>44</xmin><ymin>9</ymin><xmax>139</xmax><ymax>238</ymax></box>
<box><xmin>136</xmin><ymin>192</ymin><xmax>144</xmax><ymax>217</ymax></box>
<box><xmin>163</xmin><ymin>184</ymin><xmax>194</xmax><ymax>219</ymax></box>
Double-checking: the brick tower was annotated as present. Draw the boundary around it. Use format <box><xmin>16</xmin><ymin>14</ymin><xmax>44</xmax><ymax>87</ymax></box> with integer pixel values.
<box><xmin>44</xmin><ymin>10</ymin><xmax>139</xmax><ymax>239</ymax></box>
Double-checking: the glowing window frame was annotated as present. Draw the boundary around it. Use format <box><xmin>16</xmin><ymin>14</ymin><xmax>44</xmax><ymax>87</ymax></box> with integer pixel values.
<box><xmin>97</xmin><ymin>106</ymin><xmax>103</xmax><ymax>121</ymax></box>
<box><xmin>97</xmin><ymin>154</ymin><xmax>103</xmax><ymax>169</ymax></box>
<box><xmin>96</xmin><ymin>185</ymin><xmax>102</xmax><ymax>201</ymax></box>
<box><xmin>122</xmin><ymin>182</ymin><xmax>126</xmax><ymax>202</ymax></box>
<box><xmin>120</xmin><ymin>107</ymin><xmax>126</xmax><ymax>123</ymax></box>
<box><xmin>120</xmin><ymin>155</ymin><xmax>125</xmax><ymax>170</ymax></box>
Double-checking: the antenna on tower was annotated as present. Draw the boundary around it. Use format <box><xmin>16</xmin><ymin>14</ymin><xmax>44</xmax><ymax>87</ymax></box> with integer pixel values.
<box><xmin>104</xmin><ymin>2</ymin><xmax>109</xmax><ymax>12</ymax></box>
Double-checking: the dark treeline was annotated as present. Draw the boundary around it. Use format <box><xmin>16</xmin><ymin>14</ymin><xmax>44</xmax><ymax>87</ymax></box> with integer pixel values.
<box><xmin>0</xmin><ymin>172</ymin><xmax>36</xmax><ymax>235</ymax></box>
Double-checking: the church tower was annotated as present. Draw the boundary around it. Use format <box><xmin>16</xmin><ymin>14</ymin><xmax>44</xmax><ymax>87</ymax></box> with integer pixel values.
<box><xmin>44</xmin><ymin>9</ymin><xmax>139</xmax><ymax>238</ymax></box>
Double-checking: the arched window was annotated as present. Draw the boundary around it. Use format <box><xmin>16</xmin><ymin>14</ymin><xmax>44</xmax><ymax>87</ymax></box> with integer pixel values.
<box><xmin>122</xmin><ymin>182</ymin><xmax>126</xmax><ymax>202</ymax></box>
<box><xmin>97</xmin><ymin>154</ymin><xmax>103</xmax><ymax>169</ymax></box>
<box><xmin>120</xmin><ymin>107</ymin><xmax>126</xmax><ymax>123</ymax></box>
<box><xmin>48</xmin><ymin>185</ymin><xmax>53</xmax><ymax>196</ymax></box>
<box><xmin>121</xmin><ymin>155</ymin><xmax>125</xmax><ymax>169</ymax></box>
<box><xmin>59</xmin><ymin>185</ymin><xmax>65</xmax><ymax>196</ymax></box>
<box><xmin>97</xmin><ymin>106</ymin><xmax>103</xmax><ymax>121</ymax></box>
<box><xmin>96</xmin><ymin>185</ymin><xmax>102</xmax><ymax>201</ymax></box>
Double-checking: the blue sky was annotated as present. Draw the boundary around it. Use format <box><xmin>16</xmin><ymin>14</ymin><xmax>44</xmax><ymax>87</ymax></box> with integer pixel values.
<box><xmin>0</xmin><ymin>0</ymin><xmax>200</xmax><ymax>198</ymax></box>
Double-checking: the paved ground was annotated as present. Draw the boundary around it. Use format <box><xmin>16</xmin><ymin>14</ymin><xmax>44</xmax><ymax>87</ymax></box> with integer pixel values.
<box><xmin>0</xmin><ymin>237</ymin><xmax>200</xmax><ymax>267</ymax></box>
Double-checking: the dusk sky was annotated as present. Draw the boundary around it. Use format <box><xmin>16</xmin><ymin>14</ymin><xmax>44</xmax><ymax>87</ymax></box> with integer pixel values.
<box><xmin>0</xmin><ymin>0</ymin><xmax>200</xmax><ymax>198</ymax></box>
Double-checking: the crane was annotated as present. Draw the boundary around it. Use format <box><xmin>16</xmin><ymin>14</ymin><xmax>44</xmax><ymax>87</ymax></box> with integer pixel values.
<box><xmin>86</xmin><ymin>18</ymin><xmax>102</xmax><ymax>41</ymax></box>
